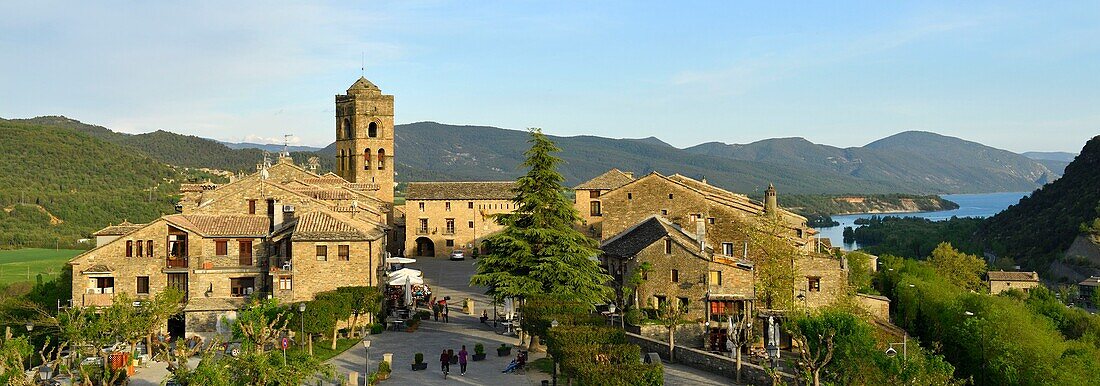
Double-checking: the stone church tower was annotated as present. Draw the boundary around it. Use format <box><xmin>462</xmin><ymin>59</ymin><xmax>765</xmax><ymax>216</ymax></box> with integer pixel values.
<box><xmin>335</xmin><ymin>76</ymin><xmax>395</xmax><ymax>206</ymax></box>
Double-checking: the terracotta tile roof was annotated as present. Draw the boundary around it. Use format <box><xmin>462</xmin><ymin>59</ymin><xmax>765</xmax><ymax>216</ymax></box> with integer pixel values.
<box><xmin>1080</xmin><ymin>276</ymin><xmax>1100</xmax><ymax>287</ymax></box>
<box><xmin>292</xmin><ymin>211</ymin><xmax>375</xmax><ymax>241</ymax></box>
<box><xmin>285</xmin><ymin>186</ymin><xmax>356</xmax><ymax>200</ymax></box>
<box><xmin>165</xmin><ymin>214</ymin><xmax>270</xmax><ymax>237</ymax></box>
<box><xmin>343</xmin><ymin>183</ymin><xmax>381</xmax><ymax>191</ymax></box>
<box><xmin>406</xmin><ymin>181</ymin><xmax>517</xmax><ymax>200</ymax></box>
<box><xmin>81</xmin><ymin>264</ymin><xmax>113</xmax><ymax>274</ymax></box>
<box><xmin>92</xmin><ymin>221</ymin><xmax>145</xmax><ymax>236</ymax></box>
<box><xmin>987</xmin><ymin>271</ymin><xmax>1039</xmax><ymax>282</ymax></box>
<box><xmin>300</xmin><ymin>175</ymin><xmax>350</xmax><ymax>186</ymax></box>
<box><xmin>575</xmin><ymin>169</ymin><xmax>635</xmax><ymax>190</ymax></box>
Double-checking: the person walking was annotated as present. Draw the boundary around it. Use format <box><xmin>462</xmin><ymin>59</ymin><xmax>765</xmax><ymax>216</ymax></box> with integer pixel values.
<box><xmin>443</xmin><ymin>303</ymin><xmax>450</xmax><ymax>323</ymax></box>
<box><xmin>458</xmin><ymin>345</ymin><xmax>469</xmax><ymax>375</ymax></box>
<box><xmin>431</xmin><ymin>297</ymin><xmax>439</xmax><ymax>321</ymax></box>
<box><xmin>440</xmin><ymin>349</ymin><xmax>451</xmax><ymax>378</ymax></box>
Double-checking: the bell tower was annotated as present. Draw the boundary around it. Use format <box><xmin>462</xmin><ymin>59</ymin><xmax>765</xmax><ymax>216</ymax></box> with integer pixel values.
<box><xmin>335</xmin><ymin>76</ymin><xmax>395</xmax><ymax>206</ymax></box>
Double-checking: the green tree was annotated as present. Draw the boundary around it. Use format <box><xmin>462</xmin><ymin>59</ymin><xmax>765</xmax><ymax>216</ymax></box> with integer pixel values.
<box><xmin>927</xmin><ymin>242</ymin><xmax>986</xmax><ymax>292</ymax></box>
<box><xmin>742</xmin><ymin>216</ymin><xmax>799</xmax><ymax>310</ymax></box>
<box><xmin>337</xmin><ymin>286</ymin><xmax>382</xmax><ymax>337</ymax></box>
<box><xmin>471</xmin><ymin>129</ymin><xmax>612</xmax><ymax>304</ymax></box>
<box><xmin>846</xmin><ymin>251</ymin><xmax>875</xmax><ymax>294</ymax></box>
<box><xmin>657</xmin><ymin>298</ymin><xmax>688</xmax><ymax>362</ymax></box>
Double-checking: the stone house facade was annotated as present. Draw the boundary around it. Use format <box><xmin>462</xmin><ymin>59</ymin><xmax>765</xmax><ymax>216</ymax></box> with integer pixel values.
<box><xmin>987</xmin><ymin>271</ymin><xmax>1040</xmax><ymax>294</ymax></box>
<box><xmin>573</xmin><ymin>168</ymin><xmax>635</xmax><ymax>238</ymax></box>
<box><xmin>403</xmin><ymin>182</ymin><xmax>516</xmax><ymax>258</ymax></box>
<box><xmin>70</xmin><ymin>76</ymin><xmax>398</xmax><ymax>339</ymax></box>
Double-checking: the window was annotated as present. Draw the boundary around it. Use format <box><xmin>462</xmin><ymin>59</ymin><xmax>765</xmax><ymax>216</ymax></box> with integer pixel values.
<box><xmin>377</xmin><ymin>149</ymin><xmax>385</xmax><ymax>170</ymax></box>
<box><xmin>445</xmin><ymin>219</ymin><xmax>455</xmax><ymax>234</ymax></box>
<box><xmin>248</xmin><ymin>199</ymin><xmax>257</xmax><ymax>215</ymax></box>
<box><xmin>678</xmin><ymin>297</ymin><xmax>689</xmax><ymax>309</ymax></box>
<box><xmin>419</xmin><ymin>202</ymin><xmax>425</xmax><ymax>211</ymax></box>
<box><xmin>468</xmin><ymin>221</ymin><xmax>474</xmax><ymax>228</ymax></box>
<box><xmin>279</xmin><ymin>276</ymin><xmax>293</xmax><ymax>290</ymax></box>
<box><xmin>230</xmin><ymin>277</ymin><xmax>256</xmax><ymax>297</ymax></box>
<box><xmin>343</xmin><ymin>118</ymin><xmax>353</xmax><ymax>139</ymax></box>
<box><xmin>660</xmin><ymin>209</ymin><xmax>668</xmax><ymax>216</ymax></box>
<box><xmin>708</xmin><ymin>218</ymin><xmax>715</xmax><ymax>225</ymax></box>
<box><xmin>368</xmin><ymin>122</ymin><xmax>378</xmax><ymax>138</ymax></box>
<box><xmin>364</xmin><ymin>148</ymin><xmax>371</xmax><ymax>170</ymax></box>
<box><xmin>168</xmin><ymin>233</ymin><xmax>188</xmax><ymax>259</ymax></box>
<box><xmin>445</xmin><ymin>202</ymin><xmax>451</xmax><ymax>211</ymax></box>
<box><xmin>709</xmin><ymin>271</ymin><xmax>722</xmax><ymax>286</ymax></box>
<box><xmin>664</xmin><ymin>238</ymin><xmax>672</xmax><ymax>254</ymax></box>
<box><xmin>445</xmin><ymin>239</ymin><xmax>454</xmax><ymax>247</ymax></box>
<box><xmin>418</xmin><ymin>219</ymin><xmax>428</xmax><ymax>233</ymax></box>
<box><xmin>93</xmin><ymin>277</ymin><xmax>115</xmax><ymax>293</ymax></box>
<box><xmin>136</xmin><ymin>276</ymin><xmax>150</xmax><ymax>295</ymax></box>
<box><xmin>146</xmin><ymin>240</ymin><xmax>153</xmax><ymax>257</ymax></box>
<box><xmin>126</xmin><ymin>240</ymin><xmax>133</xmax><ymax>257</ymax></box>
<box><xmin>316</xmin><ymin>245</ymin><xmax>328</xmax><ymax>261</ymax></box>
<box><xmin>136</xmin><ymin>240</ymin><xmax>143</xmax><ymax>257</ymax></box>
<box><xmin>468</xmin><ymin>202</ymin><xmax>474</xmax><ymax>209</ymax></box>
<box><xmin>654</xmin><ymin>295</ymin><xmax>667</xmax><ymax>308</ymax></box>
<box><xmin>238</xmin><ymin>240</ymin><xmax>253</xmax><ymax>266</ymax></box>
<box><xmin>797</xmin><ymin>229</ymin><xmax>804</xmax><ymax>238</ymax></box>
<box><xmin>690</xmin><ymin>214</ymin><xmax>700</xmax><ymax>223</ymax></box>
<box><xmin>627</xmin><ymin>193</ymin><xmax>633</xmax><ymax>200</ymax></box>
<box><xmin>668</xmin><ymin>193</ymin><xmax>674</xmax><ymax>199</ymax></box>
<box><xmin>338</xmin><ymin>245</ymin><xmax>350</xmax><ymax>261</ymax></box>
<box><xmin>722</xmin><ymin>243</ymin><xmax>734</xmax><ymax>257</ymax></box>
<box><xmin>167</xmin><ymin>273</ymin><xmax>186</xmax><ymax>294</ymax></box>
<box><xmin>808</xmin><ymin>277</ymin><xmax>821</xmax><ymax>292</ymax></box>
<box><xmin>710</xmin><ymin>301</ymin><xmax>737</xmax><ymax>320</ymax></box>
<box><xmin>589</xmin><ymin>190</ymin><xmax>601</xmax><ymax>198</ymax></box>
<box><xmin>671</xmin><ymin>269</ymin><xmax>679</xmax><ymax>283</ymax></box>
<box><xmin>590</xmin><ymin>201</ymin><xmax>602</xmax><ymax>216</ymax></box>
<box><xmin>215</xmin><ymin>240</ymin><xmax>228</xmax><ymax>256</ymax></box>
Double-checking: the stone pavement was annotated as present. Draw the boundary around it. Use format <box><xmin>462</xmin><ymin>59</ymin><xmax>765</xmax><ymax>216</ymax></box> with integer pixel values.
<box><xmin>325</xmin><ymin>257</ymin><xmax>738</xmax><ymax>385</ymax></box>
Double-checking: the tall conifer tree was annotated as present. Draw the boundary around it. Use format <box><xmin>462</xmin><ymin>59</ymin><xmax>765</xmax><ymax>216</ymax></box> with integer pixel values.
<box><xmin>471</xmin><ymin>129</ymin><xmax>612</xmax><ymax>304</ymax></box>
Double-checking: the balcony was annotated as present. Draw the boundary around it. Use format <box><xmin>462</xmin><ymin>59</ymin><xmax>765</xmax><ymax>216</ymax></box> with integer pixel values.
<box><xmin>443</xmin><ymin>228</ymin><xmax>455</xmax><ymax>235</ymax></box>
<box><xmin>415</xmin><ymin>228</ymin><xmax>431</xmax><ymax>235</ymax></box>
<box><xmin>166</xmin><ymin>257</ymin><xmax>189</xmax><ymax>269</ymax></box>
<box><xmin>83</xmin><ymin>291</ymin><xmax>114</xmax><ymax>307</ymax></box>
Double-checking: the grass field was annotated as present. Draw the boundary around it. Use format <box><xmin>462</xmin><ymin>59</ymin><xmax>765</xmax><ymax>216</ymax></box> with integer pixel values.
<box><xmin>0</xmin><ymin>248</ymin><xmax>82</xmax><ymax>285</ymax></box>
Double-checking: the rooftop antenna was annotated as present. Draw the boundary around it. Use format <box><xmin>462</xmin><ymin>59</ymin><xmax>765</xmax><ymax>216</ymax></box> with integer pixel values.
<box><xmin>281</xmin><ymin>134</ymin><xmax>292</xmax><ymax>158</ymax></box>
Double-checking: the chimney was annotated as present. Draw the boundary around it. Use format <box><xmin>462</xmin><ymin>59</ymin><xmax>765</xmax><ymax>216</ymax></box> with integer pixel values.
<box><xmin>695</xmin><ymin>218</ymin><xmax>706</xmax><ymax>252</ymax></box>
<box><xmin>764</xmin><ymin>183</ymin><xmax>778</xmax><ymax>217</ymax></box>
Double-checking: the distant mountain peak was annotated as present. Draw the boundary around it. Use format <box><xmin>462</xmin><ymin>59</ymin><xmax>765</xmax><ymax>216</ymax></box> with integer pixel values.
<box><xmin>625</xmin><ymin>136</ymin><xmax>674</xmax><ymax>148</ymax></box>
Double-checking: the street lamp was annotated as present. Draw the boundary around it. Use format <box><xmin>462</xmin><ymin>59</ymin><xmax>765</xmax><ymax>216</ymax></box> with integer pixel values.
<box><xmin>362</xmin><ymin>339</ymin><xmax>371</xmax><ymax>383</ymax></box>
<box><xmin>38</xmin><ymin>364</ymin><xmax>50</xmax><ymax>382</ymax></box>
<box><xmin>298</xmin><ymin>303</ymin><xmax>306</xmax><ymax>346</ymax></box>
<box><xmin>25</xmin><ymin>323</ymin><xmax>33</xmax><ymax>332</ymax></box>
<box><xmin>885</xmin><ymin>334</ymin><xmax>908</xmax><ymax>360</ymax></box>
<box><xmin>608</xmin><ymin>303</ymin><xmax>617</xmax><ymax>326</ymax></box>
<box><xmin>550</xmin><ymin>320</ymin><xmax>559</xmax><ymax>386</ymax></box>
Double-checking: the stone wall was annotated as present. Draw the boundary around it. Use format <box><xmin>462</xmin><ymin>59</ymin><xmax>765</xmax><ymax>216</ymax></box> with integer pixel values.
<box><xmin>70</xmin><ymin>218</ymin><xmax>173</xmax><ymax>306</ymax></box>
<box><xmin>796</xmin><ymin>255</ymin><xmax>848</xmax><ymax>309</ymax></box>
<box><xmin>291</xmin><ymin>240</ymin><xmax>383</xmax><ymax>302</ymax></box>
<box><xmin>403</xmin><ymin>198</ymin><xmax>511</xmax><ymax>258</ymax></box>
<box><xmin>637</xmin><ymin>324</ymin><xmax>707</xmax><ymax>348</ymax></box>
<box><xmin>628</xmin><ymin>239</ymin><xmax>754</xmax><ymax>321</ymax></box>
<box><xmin>625</xmin><ymin>332</ymin><xmax>794</xmax><ymax>385</ymax></box>
<box><xmin>856</xmin><ymin>293</ymin><xmax>891</xmax><ymax>321</ymax></box>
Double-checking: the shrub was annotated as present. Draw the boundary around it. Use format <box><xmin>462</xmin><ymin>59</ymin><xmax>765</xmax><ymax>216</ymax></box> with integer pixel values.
<box><xmin>641</xmin><ymin>308</ymin><xmax>659</xmax><ymax>320</ymax></box>
<box><xmin>625</xmin><ymin>308</ymin><xmax>644</xmax><ymax>325</ymax></box>
<box><xmin>370</xmin><ymin>323</ymin><xmax>384</xmax><ymax>335</ymax></box>
<box><xmin>414</xmin><ymin>353</ymin><xmax>424</xmax><ymax>364</ymax></box>
<box><xmin>474</xmin><ymin>343</ymin><xmax>485</xmax><ymax>355</ymax></box>
<box><xmin>574</xmin><ymin>363</ymin><xmax>662</xmax><ymax>386</ymax></box>
<box><xmin>415</xmin><ymin>310</ymin><xmax>431</xmax><ymax>320</ymax></box>
<box><xmin>378</xmin><ymin>360</ymin><xmax>391</xmax><ymax>375</ymax></box>
<box><xmin>560</xmin><ymin>344</ymin><xmax>641</xmax><ymax>376</ymax></box>
<box><xmin>546</xmin><ymin>326</ymin><xmax>626</xmax><ymax>360</ymax></box>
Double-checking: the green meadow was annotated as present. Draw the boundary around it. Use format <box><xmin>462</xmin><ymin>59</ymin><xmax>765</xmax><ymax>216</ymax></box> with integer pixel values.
<box><xmin>0</xmin><ymin>248</ymin><xmax>81</xmax><ymax>285</ymax></box>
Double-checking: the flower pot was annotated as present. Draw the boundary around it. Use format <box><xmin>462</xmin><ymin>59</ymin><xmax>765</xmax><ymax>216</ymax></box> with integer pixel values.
<box><xmin>411</xmin><ymin>362</ymin><xmax>428</xmax><ymax>371</ymax></box>
<box><xmin>497</xmin><ymin>347</ymin><xmax>511</xmax><ymax>357</ymax></box>
<box><xmin>378</xmin><ymin>372</ymin><xmax>390</xmax><ymax>381</ymax></box>
<box><xmin>472</xmin><ymin>353</ymin><xmax>486</xmax><ymax>361</ymax></box>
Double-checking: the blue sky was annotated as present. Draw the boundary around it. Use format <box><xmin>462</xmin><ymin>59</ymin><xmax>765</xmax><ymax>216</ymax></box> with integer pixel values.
<box><xmin>1</xmin><ymin>1</ymin><xmax>1097</xmax><ymax>152</ymax></box>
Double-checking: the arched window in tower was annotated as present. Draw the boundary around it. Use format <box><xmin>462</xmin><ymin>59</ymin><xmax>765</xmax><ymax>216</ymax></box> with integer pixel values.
<box><xmin>343</xmin><ymin>118</ymin><xmax>353</xmax><ymax>139</ymax></box>
<box><xmin>368</xmin><ymin>122</ymin><xmax>378</xmax><ymax>138</ymax></box>
<box><xmin>337</xmin><ymin>150</ymin><xmax>344</xmax><ymax>172</ymax></box>
<box><xmin>377</xmin><ymin>149</ymin><xmax>386</xmax><ymax>170</ymax></box>
<box><xmin>363</xmin><ymin>148</ymin><xmax>371</xmax><ymax>170</ymax></box>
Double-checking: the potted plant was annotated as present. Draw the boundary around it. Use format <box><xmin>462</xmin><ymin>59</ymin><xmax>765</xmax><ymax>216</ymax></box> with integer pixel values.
<box><xmin>377</xmin><ymin>360</ymin><xmax>392</xmax><ymax>380</ymax></box>
<box><xmin>472</xmin><ymin>343</ymin><xmax>486</xmax><ymax>361</ymax></box>
<box><xmin>367</xmin><ymin>371</ymin><xmax>380</xmax><ymax>386</ymax></box>
<box><xmin>411</xmin><ymin>353</ymin><xmax>428</xmax><ymax>371</ymax></box>
<box><xmin>497</xmin><ymin>343</ymin><xmax>511</xmax><ymax>357</ymax></box>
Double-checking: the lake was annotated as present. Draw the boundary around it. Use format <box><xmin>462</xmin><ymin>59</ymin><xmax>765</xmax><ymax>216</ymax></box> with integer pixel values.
<box><xmin>815</xmin><ymin>191</ymin><xmax>1031</xmax><ymax>251</ymax></box>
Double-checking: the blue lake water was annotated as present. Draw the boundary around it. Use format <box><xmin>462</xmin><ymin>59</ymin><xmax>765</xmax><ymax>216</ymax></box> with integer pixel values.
<box><xmin>815</xmin><ymin>191</ymin><xmax>1031</xmax><ymax>251</ymax></box>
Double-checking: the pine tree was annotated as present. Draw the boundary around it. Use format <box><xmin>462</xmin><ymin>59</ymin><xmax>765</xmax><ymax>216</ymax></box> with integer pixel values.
<box><xmin>470</xmin><ymin>129</ymin><xmax>612</xmax><ymax>304</ymax></box>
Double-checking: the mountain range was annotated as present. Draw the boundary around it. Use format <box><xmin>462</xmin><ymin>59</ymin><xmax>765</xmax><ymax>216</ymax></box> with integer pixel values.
<box><xmin>3</xmin><ymin>116</ymin><xmax>1068</xmax><ymax>196</ymax></box>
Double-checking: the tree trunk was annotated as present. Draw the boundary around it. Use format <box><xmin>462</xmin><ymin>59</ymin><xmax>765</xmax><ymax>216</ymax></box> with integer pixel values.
<box><xmin>331</xmin><ymin>327</ymin><xmax>339</xmax><ymax>350</ymax></box>
<box><xmin>528</xmin><ymin>335</ymin><xmax>541</xmax><ymax>353</ymax></box>
<box><xmin>308</xmin><ymin>334</ymin><xmax>314</xmax><ymax>356</ymax></box>
<box><xmin>813</xmin><ymin>369</ymin><xmax>821</xmax><ymax>386</ymax></box>
<box><xmin>735</xmin><ymin>348</ymin><xmax>742</xmax><ymax>384</ymax></box>
<box><xmin>350</xmin><ymin>313</ymin><xmax>360</xmax><ymax>338</ymax></box>
<box><xmin>668</xmin><ymin>325</ymin><xmax>676</xmax><ymax>363</ymax></box>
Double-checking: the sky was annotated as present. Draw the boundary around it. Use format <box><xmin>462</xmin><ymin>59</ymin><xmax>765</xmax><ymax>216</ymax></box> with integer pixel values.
<box><xmin>1</xmin><ymin>1</ymin><xmax>1097</xmax><ymax>152</ymax></box>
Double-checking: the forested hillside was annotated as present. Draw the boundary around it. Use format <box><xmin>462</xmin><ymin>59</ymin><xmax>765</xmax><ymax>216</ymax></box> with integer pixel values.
<box><xmin>0</xmin><ymin>120</ymin><xmax>206</xmax><ymax>249</ymax></box>
<box><xmin>4</xmin><ymin>116</ymin><xmax>334</xmax><ymax>173</ymax></box>
<box><xmin>979</xmin><ymin>135</ymin><xmax>1100</xmax><ymax>277</ymax></box>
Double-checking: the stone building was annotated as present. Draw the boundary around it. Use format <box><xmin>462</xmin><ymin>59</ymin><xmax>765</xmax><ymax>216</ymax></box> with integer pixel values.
<box><xmin>588</xmin><ymin>169</ymin><xmax>847</xmax><ymax>350</ymax></box>
<box><xmin>573</xmin><ymin>168</ymin><xmax>635</xmax><ymax>238</ymax></box>
<box><xmin>69</xmin><ymin>77</ymin><xmax>396</xmax><ymax>339</ymax></box>
<box><xmin>403</xmin><ymin>181</ymin><xmax>516</xmax><ymax>258</ymax></box>
<box><xmin>987</xmin><ymin>271</ymin><xmax>1040</xmax><ymax>294</ymax></box>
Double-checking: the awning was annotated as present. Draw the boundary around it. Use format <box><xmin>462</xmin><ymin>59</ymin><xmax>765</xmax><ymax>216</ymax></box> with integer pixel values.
<box><xmin>389</xmin><ymin>268</ymin><xmax>422</xmax><ymax>278</ymax></box>
<box><xmin>389</xmin><ymin>275</ymin><xmax>424</xmax><ymax>286</ymax></box>
<box><xmin>386</xmin><ymin>257</ymin><xmax>417</xmax><ymax>264</ymax></box>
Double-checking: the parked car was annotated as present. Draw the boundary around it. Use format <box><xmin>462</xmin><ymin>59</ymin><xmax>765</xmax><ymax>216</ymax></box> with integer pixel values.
<box><xmin>449</xmin><ymin>250</ymin><xmax>465</xmax><ymax>261</ymax></box>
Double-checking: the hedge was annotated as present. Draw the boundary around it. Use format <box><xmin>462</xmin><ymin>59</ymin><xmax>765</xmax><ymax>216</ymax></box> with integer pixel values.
<box><xmin>574</xmin><ymin>363</ymin><xmax>663</xmax><ymax>386</ymax></box>
<box><xmin>546</xmin><ymin>326</ymin><xmax>626</xmax><ymax>359</ymax></box>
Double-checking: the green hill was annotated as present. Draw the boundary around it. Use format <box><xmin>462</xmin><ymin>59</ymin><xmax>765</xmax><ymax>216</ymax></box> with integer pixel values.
<box><xmin>686</xmin><ymin>131</ymin><xmax>1059</xmax><ymax>194</ymax></box>
<box><xmin>0</xmin><ymin>119</ymin><xmax>202</xmax><ymax>249</ymax></box>
<box><xmin>978</xmin><ymin>136</ymin><xmax>1100</xmax><ymax>277</ymax></box>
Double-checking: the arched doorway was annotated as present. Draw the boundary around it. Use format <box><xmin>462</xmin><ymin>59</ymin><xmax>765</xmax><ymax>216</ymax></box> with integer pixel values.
<box><xmin>415</xmin><ymin>237</ymin><xmax>435</xmax><ymax>257</ymax></box>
